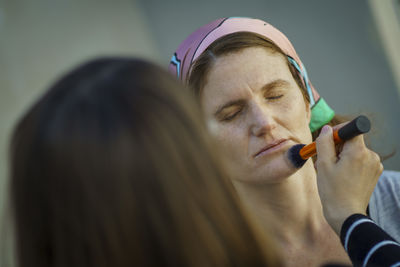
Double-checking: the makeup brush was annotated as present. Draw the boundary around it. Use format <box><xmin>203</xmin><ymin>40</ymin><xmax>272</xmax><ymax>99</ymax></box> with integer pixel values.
<box><xmin>287</xmin><ymin>115</ymin><xmax>371</xmax><ymax>168</ymax></box>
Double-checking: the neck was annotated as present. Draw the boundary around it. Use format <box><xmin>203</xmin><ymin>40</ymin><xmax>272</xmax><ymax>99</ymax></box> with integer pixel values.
<box><xmin>233</xmin><ymin>160</ymin><xmax>327</xmax><ymax>244</ymax></box>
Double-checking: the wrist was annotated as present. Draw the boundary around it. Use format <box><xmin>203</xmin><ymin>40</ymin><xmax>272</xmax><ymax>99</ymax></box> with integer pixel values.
<box><xmin>324</xmin><ymin>207</ymin><xmax>367</xmax><ymax>235</ymax></box>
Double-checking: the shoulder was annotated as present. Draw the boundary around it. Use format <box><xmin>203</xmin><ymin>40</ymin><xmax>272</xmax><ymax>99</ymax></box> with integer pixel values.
<box><xmin>374</xmin><ymin>170</ymin><xmax>400</xmax><ymax>196</ymax></box>
<box><xmin>370</xmin><ymin>170</ymin><xmax>400</xmax><ymax>208</ymax></box>
<box><xmin>378</xmin><ymin>170</ymin><xmax>400</xmax><ymax>182</ymax></box>
<box><xmin>369</xmin><ymin>170</ymin><xmax>400</xmax><ymax>241</ymax></box>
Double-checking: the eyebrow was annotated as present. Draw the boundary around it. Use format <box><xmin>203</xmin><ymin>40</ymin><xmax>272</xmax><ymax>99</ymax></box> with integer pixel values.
<box><xmin>261</xmin><ymin>79</ymin><xmax>290</xmax><ymax>92</ymax></box>
<box><xmin>213</xmin><ymin>79</ymin><xmax>290</xmax><ymax>117</ymax></box>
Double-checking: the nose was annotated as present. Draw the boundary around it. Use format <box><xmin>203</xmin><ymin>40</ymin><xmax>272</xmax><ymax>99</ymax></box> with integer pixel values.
<box><xmin>249</xmin><ymin>101</ymin><xmax>276</xmax><ymax>137</ymax></box>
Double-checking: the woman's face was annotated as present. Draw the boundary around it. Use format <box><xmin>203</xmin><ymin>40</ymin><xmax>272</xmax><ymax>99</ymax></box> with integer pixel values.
<box><xmin>201</xmin><ymin>47</ymin><xmax>312</xmax><ymax>184</ymax></box>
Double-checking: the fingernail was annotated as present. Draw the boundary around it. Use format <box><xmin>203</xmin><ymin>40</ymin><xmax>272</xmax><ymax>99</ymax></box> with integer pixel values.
<box><xmin>321</xmin><ymin>125</ymin><xmax>330</xmax><ymax>134</ymax></box>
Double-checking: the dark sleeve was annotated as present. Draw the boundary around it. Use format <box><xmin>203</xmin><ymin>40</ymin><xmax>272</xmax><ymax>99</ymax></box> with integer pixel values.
<box><xmin>340</xmin><ymin>213</ymin><xmax>400</xmax><ymax>267</ymax></box>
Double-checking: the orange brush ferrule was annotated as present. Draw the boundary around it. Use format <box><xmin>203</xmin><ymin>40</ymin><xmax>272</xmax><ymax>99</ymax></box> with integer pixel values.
<box><xmin>298</xmin><ymin>115</ymin><xmax>370</xmax><ymax>161</ymax></box>
<box><xmin>298</xmin><ymin>130</ymin><xmax>343</xmax><ymax>160</ymax></box>
<box><xmin>287</xmin><ymin>116</ymin><xmax>370</xmax><ymax>169</ymax></box>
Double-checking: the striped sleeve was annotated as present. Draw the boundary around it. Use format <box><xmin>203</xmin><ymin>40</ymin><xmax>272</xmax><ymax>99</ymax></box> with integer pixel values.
<box><xmin>340</xmin><ymin>213</ymin><xmax>400</xmax><ymax>267</ymax></box>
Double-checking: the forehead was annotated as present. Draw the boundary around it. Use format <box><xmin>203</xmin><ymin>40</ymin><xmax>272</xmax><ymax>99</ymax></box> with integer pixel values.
<box><xmin>202</xmin><ymin>47</ymin><xmax>293</xmax><ymax>99</ymax></box>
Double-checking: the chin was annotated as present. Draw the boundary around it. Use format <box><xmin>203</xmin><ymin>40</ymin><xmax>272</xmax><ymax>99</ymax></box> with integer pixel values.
<box><xmin>234</xmin><ymin>158</ymin><xmax>300</xmax><ymax>185</ymax></box>
<box><xmin>258</xmin><ymin>165</ymin><xmax>298</xmax><ymax>184</ymax></box>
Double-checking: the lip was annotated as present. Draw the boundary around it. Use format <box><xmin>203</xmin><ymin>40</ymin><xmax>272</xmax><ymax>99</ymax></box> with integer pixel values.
<box><xmin>254</xmin><ymin>139</ymin><xmax>289</xmax><ymax>158</ymax></box>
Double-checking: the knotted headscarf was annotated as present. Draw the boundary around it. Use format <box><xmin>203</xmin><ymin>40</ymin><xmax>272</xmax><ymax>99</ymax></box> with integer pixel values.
<box><xmin>169</xmin><ymin>17</ymin><xmax>334</xmax><ymax>132</ymax></box>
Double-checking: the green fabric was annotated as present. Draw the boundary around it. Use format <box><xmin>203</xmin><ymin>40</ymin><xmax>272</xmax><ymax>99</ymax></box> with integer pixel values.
<box><xmin>309</xmin><ymin>98</ymin><xmax>335</xmax><ymax>132</ymax></box>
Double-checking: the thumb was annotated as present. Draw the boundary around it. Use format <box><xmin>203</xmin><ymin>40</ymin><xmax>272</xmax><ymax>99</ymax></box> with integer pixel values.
<box><xmin>316</xmin><ymin>125</ymin><xmax>336</xmax><ymax>165</ymax></box>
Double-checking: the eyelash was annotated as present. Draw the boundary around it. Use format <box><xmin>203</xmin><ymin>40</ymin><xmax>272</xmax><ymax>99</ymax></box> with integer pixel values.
<box><xmin>265</xmin><ymin>94</ymin><xmax>284</xmax><ymax>100</ymax></box>
<box><xmin>221</xmin><ymin>94</ymin><xmax>283</xmax><ymax>122</ymax></box>
<box><xmin>222</xmin><ymin>108</ymin><xmax>243</xmax><ymax>122</ymax></box>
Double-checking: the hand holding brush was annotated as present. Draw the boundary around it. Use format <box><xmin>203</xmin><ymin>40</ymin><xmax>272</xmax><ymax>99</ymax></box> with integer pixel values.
<box><xmin>287</xmin><ymin>115</ymin><xmax>371</xmax><ymax>168</ymax></box>
<box><xmin>314</xmin><ymin>123</ymin><xmax>383</xmax><ymax>234</ymax></box>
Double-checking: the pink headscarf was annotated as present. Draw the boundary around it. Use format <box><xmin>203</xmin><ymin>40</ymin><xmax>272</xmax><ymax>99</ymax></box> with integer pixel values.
<box><xmin>169</xmin><ymin>17</ymin><xmax>335</xmax><ymax>131</ymax></box>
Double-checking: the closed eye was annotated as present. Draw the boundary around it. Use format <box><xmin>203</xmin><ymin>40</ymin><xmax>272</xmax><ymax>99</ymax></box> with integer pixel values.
<box><xmin>262</xmin><ymin>79</ymin><xmax>289</xmax><ymax>101</ymax></box>
<box><xmin>221</xmin><ymin>107</ymin><xmax>243</xmax><ymax>121</ymax></box>
<box><xmin>214</xmin><ymin>99</ymin><xmax>246</xmax><ymax>122</ymax></box>
<box><xmin>266</xmin><ymin>94</ymin><xmax>284</xmax><ymax>100</ymax></box>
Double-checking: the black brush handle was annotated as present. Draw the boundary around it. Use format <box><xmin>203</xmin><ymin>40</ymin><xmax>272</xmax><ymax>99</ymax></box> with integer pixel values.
<box><xmin>337</xmin><ymin>115</ymin><xmax>371</xmax><ymax>141</ymax></box>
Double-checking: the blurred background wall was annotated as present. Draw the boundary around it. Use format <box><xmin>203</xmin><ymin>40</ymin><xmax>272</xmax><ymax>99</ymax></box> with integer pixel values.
<box><xmin>0</xmin><ymin>0</ymin><xmax>399</xmax><ymax>263</ymax></box>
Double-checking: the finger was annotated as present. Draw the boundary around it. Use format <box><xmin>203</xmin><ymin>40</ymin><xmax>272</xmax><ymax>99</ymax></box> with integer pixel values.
<box><xmin>316</xmin><ymin>125</ymin><xmax>336</xmax><ymax>165</ymax></box>
<box><xmin>371</xmin><ymin>151</ymin><xmax>384</xmax><ymax>177</ymax></box>
<box><xmin>340</xmin><ymin>133</ymin><xmax>366</xmax><ymax>155</ymax></box>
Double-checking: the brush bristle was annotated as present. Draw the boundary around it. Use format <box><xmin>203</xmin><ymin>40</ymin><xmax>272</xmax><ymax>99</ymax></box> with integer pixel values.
<box><xmin>287</xmin><ymin>144</ymin><xmax>307</xmax><ymax>168</ymax></box>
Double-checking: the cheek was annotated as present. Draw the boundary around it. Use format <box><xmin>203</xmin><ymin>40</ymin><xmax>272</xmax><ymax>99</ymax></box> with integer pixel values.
<box><xmin>207</xmin><ymin>120</ymin><xmax>247</xmax><ymax>155</ymax></box>
<box><xmin>279</xmin><ymin>92</ymin><xmax>312</xmax><ymax>139</ymax></box>
<box><xmin>213</xmin><ymin>124</ymin><xmax>241</xmax><ymax>146</ymax></box>
<box><xmin>286</xmin><ymin>90</ymin><xmax>309</xmax><ymax>119</ymax></box>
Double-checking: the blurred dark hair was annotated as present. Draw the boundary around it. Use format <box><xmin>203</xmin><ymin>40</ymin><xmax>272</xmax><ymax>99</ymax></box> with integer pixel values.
<box><xmin>9</xmin><ymin>57</ymin><xmax>282</xmax><ymax>267</ymax></box>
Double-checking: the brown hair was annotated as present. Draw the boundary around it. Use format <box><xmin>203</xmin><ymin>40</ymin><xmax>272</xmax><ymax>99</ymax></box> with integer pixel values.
<box><xmin>8</xmin><ymin>57</ymin><xmax>282</xmax><ymax>267</ymax></box>
<box><xmin>187</xmin><ymin>32</ymin><xmax>345</xmax><ymax>140</ymax></box>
